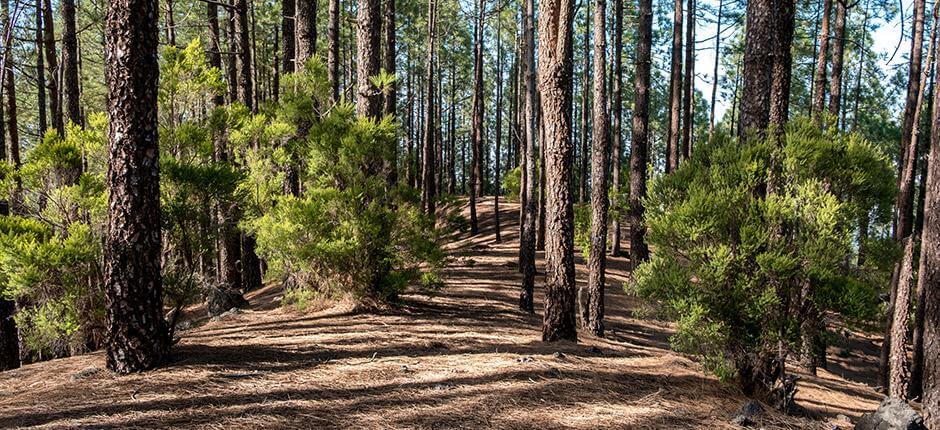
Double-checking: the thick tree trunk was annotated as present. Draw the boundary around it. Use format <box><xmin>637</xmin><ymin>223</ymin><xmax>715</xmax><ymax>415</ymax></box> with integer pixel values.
<box><xmin>584</xmin><ymin>0</ymin><xmax>608</xmax><ymax>338</ymax></box>
<box><xmin>41</xmin><ymin>0</ymin><xmax>61</xmax><ymax>133</ymax></box>
<box><xmin>826</xmin><ymin>0</ymin><xmax>846</xmax><ymax>122</ymax></box>
<box><xmin>282</xmin><ymin>0</ymin><xmax>295</xmax><ymax>73</ymax></box>
<box><xmin>665</xmin><ymin>0</ymin><xmax>682</xmax><ymax>173</ymax></box>
<box><xmin>61</xmin><ymin>0</ymin><xmax>82</xmax><ymax>127</ymax></box>
<box><xmin>104</xmin><ymin>0</ymin><xmax>169</xmax><ymax>372</ymax></box>
<box><xmin>737</xmin><ymin>0</ymin><xmax>773</xmax><ymax>143</ymax></box>
<box><xmin>889</xmin><ymin>237</ymin><xmax>917</xmax><ymax>398</ymax></box>
<box><xmin>811</xmin><ymin>0</ymin><xmax>831</xmax><ymax>119</ymax></box>
<box><xmin>882</xmin><ymin>0</ymin><xmax>927</xmax><ymax>392</ymax></box>
<box><xmin>609</xmin><ymin>0</ymin><xmax>622</xmax><ymax>257</ymax></box>
<box><xmin>519</xmin><ymin>0</ymin><xmax>537</xmax><ymax>312</ymax></box>
<box><xmin>469</xmin><ymin>0</ymin><xmax>484</xmax><ymax>235</ymax></box>
<box><xmin>917</xmin><ymin>60</ymin><xmax>940</xmax><ymax>425</ymax></box>
<box><xmin>296</xmin><ymin>0</ymin><xmax>316</xmax><ymax>66</ymax></box>
<box><xmin>421</xmin><ymin>0</ymin><xmax>436</xmax><ymax>215</ymax></box>
<box><xmin>769</xmin><ymin>0</ymin><xmax>795</xmax><ymax>130</ymax></box>
<box><xmin>537</xmin><ymin>0</ymin><xmax>576</xmax><ymax>342</ymax></box>
<box><xmin>629</xmin><ymin>0</ymin><xmax>651</xmax><ymax>269</ymax></box>
<box><xmin>328</xmin><ymin>0</ymin><xmax>340</xmax><ymax>100</ymax></box>
<box><xmin>356</xmin><ymin>0</ymin><xmax>382</xmax><ymax>118</ymax></box>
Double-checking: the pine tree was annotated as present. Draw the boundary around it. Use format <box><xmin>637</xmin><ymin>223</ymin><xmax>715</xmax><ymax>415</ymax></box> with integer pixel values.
<box><xmin>629</xmin><ymin>0</ymin><xmax>652</xmax><ymax>269</ymax></box>
<box><xmin>584</xmin><ymin>0</ymin><xmax>608</xmax><ymax>337</ymax></box>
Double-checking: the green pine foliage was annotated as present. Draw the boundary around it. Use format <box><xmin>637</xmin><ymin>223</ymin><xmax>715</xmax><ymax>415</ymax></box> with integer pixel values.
<box><xmin>629</xmin><ymin>117</ymin><xmax>895</xmax><ymax>388</ymax></box>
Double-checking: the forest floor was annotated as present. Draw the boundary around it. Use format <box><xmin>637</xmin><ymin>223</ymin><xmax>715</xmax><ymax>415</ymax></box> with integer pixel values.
<box><xmin>0</xmin><ymin>199</ymin><xmax>888</xmax><ymax>429</ymax></box>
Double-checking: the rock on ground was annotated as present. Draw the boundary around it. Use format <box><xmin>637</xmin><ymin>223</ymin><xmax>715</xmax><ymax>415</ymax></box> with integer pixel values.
<box><xmin>855</xmin><ymin>397</ymin><xmax>926</xmax><ymax>430</ymax></box>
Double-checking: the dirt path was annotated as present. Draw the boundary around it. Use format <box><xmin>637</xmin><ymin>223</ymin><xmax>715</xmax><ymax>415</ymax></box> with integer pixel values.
<box><xmin>0</xmin><ymin>199</ymin><xmax>883</xmax><ymax>429</ymax></box>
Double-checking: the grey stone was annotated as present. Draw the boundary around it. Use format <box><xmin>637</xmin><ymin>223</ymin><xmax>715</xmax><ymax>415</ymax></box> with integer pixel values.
<box><xmin>855</xmin><ymin>397</ymin><xmax>926</xmax><ymax>430</ymax></box>
<box><xmin>206</xmin><ymin>286</ymin><xmax>248</xmax><ymax>317</ymax></box>
<box><xmin>731</xmin><ymin>401</ymin><xmax>763</xmax><ymax>427</ymax></box>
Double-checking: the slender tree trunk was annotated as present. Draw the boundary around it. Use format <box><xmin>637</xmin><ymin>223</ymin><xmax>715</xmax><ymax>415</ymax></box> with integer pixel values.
<box><xmin>328</xmin><ymin>0</ymin><xmax>340</xmax><ymax>100</ymax></box>
<box><xmin>61</xmin><ymin>0</ymin><xmax>82</xmax><ymax>127</ymax></box>
<box><xmin>680</xmin><ymin>0</ymin><xmax>694</xmax><ymax>160</ymax></box>
<box><xmin>235</xmin><ymin>0</ymin><xmax>253</xmax><ymax>111</ymax></box>
<box><xmin>578</xmin><ymin>3</ymin><xmax>590</xmax><ymax>204</ymax></box>
<box><xmin>665</xmin><ymin>0</ymin><xmax>682</xmax><ymax>172</ymax></box>
<box><xmin>629</xmin><ymin>0</ymin><xmax>651</xmax><ymax>269</ymax></box>
<box><xmin>519</xmin><ymin>0</ymin><xmax>537</xmax><ymax>312</ymax></box>
<box><xmin>3</xmin><ymin>0</ymin><xmax>18</xmax><ymax>170</ymax></box>
<box><xmin>42</xmin><ymin>0</ymin><xmax>61</xmax><ymax>134</ymax></box>
<box><xmin>826</xmin><ymin>0</ymin><xmax>846</xmax><ymax>122</ymax></box>
<box><xmin>495</xmin><ymin>21</ymin><xmax>503</xmax><ymax>243</ymax></box>
<box><xmin>609</xmin><ymin>0</ymin><xmax>623</xmax><ymax>256</ymax></box>
<box><xmin>36</xmin><ymin>0</ymin><xmax>46</xmax><ymax>134</ymax></box>
<box><xmin>448</xmin><ymin>61</ymin><xmax>457</xmax><ymax>194</ymax></box>
<box><xmin>882</xmin><ymin>0</ymin><xmax>927</xmax><ymax>392</ymax></box>
<box><xmin>811</xmin><ymin>0</ymin><xmax>831</xmax><ymax>119</ymax></box>
<box><xmin>421</xmin><ymin>0</ymin><xmax>436</xmax><ymax>215</ymax></box>
<box><xmin>356</xmin><ymin>0</ymin><xmax>382</xmax><ymax>118</ymax></box>
<box><xmin>537</xmin><ymin>0</ymin><xmax>576</xmax><ymax>342</ymax></box>
<box><xmin>584</xmin><ymin>0</ymin><xmax>608</xmax><ymax>337</ymax></box>
<box><xmin>0</xmin><ymin>201</ymin><xmax>17</xmax><ymax>371</ymax></box>
<box><xmin>708</xmin><ymin>0</ymin><xmax>722</xmax><ymax>136</ymax></box>
<box><xmin>383</xmin><ymin>0</ymin><xmax>396</xmax><ymax>116</ymax></box>
<box><xmin>851</xmin><ymin>1</ymin><xmax>869</xmax><ymax>131</ymax></box>
<box><xmin>469</xmin><ymin>0</ymin><xmax>484</xmax><ymax>235</ymax></box>
<box><xmin>104</xmin><ymin>0</ymin><xmax>169</xmax><ymax>372</ymax></box>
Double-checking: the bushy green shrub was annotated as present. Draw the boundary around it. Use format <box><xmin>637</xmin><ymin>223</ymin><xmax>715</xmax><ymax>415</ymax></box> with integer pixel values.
<box><xmin>629</xmin><ymin>118</ymin><xmax>894</xmax><ymax>396</ymax></box>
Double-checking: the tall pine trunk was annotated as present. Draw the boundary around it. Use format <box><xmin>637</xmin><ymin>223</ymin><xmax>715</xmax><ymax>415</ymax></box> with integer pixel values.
<box><xmin>61</xmin><ymin>0</ymin><xmax>82</xmax><ymax>127</ymax></box>
<box><xmin>665</xmin><ymin>0</ymin><xmax>682</xmax><ymax>172</ymax></box>
<box><xmin>469</xmin><ymin>0</ymin><xmax>484</xmax><ymax>235</ymax></box>
<box><xmin>104</xmin><ymin>0</ymin><xmax>169</xmax><ymax>372</ymax></box>
<box><xmin>42</xmin><ymin>0</ymin><xmax>61</xmax><ymax>134</ymax></box>
<box><xmin>328</xmin><ymin>0</ymin><xmax>340</xmax><ymax>100</ymax></box>
<box><xmin>35</xmin><ymin>0</ymin><xmax>46</xmax><ymax>134</ymax></box>
<box><xmin>629</xmin><ymin>0</ymin><xmax>651</xmax><ymax>269</ymax></box>
<box><xmin>421</xmin><ymin>0</ymin><xmax>436</xmax><ymax>215</ymax></box>
<box><xmin>680</xmin><ymin>0</ymin><xmax>694</xmax><ymax>160</ymax></box>
<box><xmin>584</xmin><ymin>0</ymin><xmax>608</xmax><ymax>337</ymax></box>
<box><xmin>811</xmin><ymin>0</ymin><xmax>831</xmax><ymax>119</ymax></box>
<box><xmin>519</xmin><ymin>0</ymin><xmax>538</xmax><ymax>312</ymax></box>
<box><xmin>356</xmin><ymin>0</ymin><xmax>382</xmax><ymax>118</ymax></box>
<box><xmin>826</xmin><ymin>0</ymin><xmax>846</xmax><ymax>122</ymax></box>
<box><xmin>609</xmin><ymin>0</ymin><xmax>623</xmax><ymax>256</ymax></box>
<box><xmin>537</xmin><ymin>0</ymin><xmax>576</xmax><ymax>343</ymax></box>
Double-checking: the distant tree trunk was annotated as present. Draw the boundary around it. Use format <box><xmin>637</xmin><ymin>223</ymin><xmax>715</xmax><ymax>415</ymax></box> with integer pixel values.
<box><xmin>708</xmin><ymin>0</ymin><xmax>722</xmax><ymax>136</ymax></box>
<box><xmin>225</xmin><ymin>4</ymin><xmax>238</xmax><ymax>103</ymax></box>
<box><xmin>578</xmin><ymin>3</ymin><xmax>589</xmax><ymax>204</ymax></box>
<box><xmin>36</xmin><ymin>0</ymin><xmax>47</xmax><ymax>134</ymax></box>
<box><xmin>328</xmin><ymin>0</ymin><xmax>340</xmax><ymax>100</ymax></box>
<box><xmin>680</xmin><ymin>0</ymin><xmax>694</xmax><ymax>160</ymax></box>
<box><xmin>61</xmin><ymin>0</ymin><xmax>82</xmax><ymax>127</ymax></box>
<box><xmin>882</xmin><ymin>0</ymin><xmax>926</xmax><ymax>392</ymax></box>
<box><xmin>826</xmin><ymin>0</ymin><xmax>846</xmax><ymax>123</ymax></box>
<box><xmin>41</xmin><ymin>0</ymin><xmax>61</xmax><ymax>134</ymax></box>
<box><xmin>469</xmin><ymin>0</ymin><xmax>484</xmax><ymax>235</ymax></box>
<box><xmin>584</xmin><ymin>0</ymin><xmax>608</xmax><ymax>337</ymax></box>
<box><xmin>383</xmin><ymin>0</ymin><xmax>396</xmax><ymax>116</ymax></box>
<box><xmin>811</xmin><ymin>0</ymin><xmax>831</xmax><ymax>119</ymax></box>
<box><xmin>609</xmin><ymin>0</ymin><xmax>623</xmax><ymax>257</ymax></box>
<box><xmin>235</xmin><ymin>0</ymin><xmax>253</xmax><ymax>111</ymax></box>
<box><xmin>296</xmin><ymin>0</ymin><xmax>316</xmax><ymax>67</ymax></box>
<box><xmin>356</xmin><ymin>0</ymin><xmax>382</xmax><ymax>118</ymax></box>
<box><xmin>537</xmin><ymin>0</ymin><xmax>576</xmax><ymax>342</ymax></box>
<box><xmin>104</xmin><ymin>0</ymin><xmax>170</xmax><ymax>372</ymax></box>
<box><xmin>850</xmin><ymin>2</ymin><xmax>869</xmax><ymax>131</ymax></box>
<box><xmin>537</xmin><ymin>123</ymin><xmax>546</xmax><ymax>250</ymax></box>
<box><xmin>282</xmin><ymin>0</ymin><xmax>295</xmax><ymax>74</ymax></box>
<box><xmin>665</xmin><ymin>0</ymin><xmax>682</xmax><ymax>173</ymax></box>
<box><xmin>737</xmin><ymin>0</ymin><xmax>773</xmax><ymax>143</ymax></box>
<box><xmin>448</xmin><ymin>61</ymin><xmax>457</xmax><ymax>194</ymax></box>
<box><xmin>629</xmin><ymin>0</ymin><xmax>651</xmax><ymax>268</ymax></box>
<box><xmin>519</xmin><ymin>0</ymin><xmax>537</xmax><ymax>312</ymax></box>
<box><xmin>917</xmin><ymin>61</ymin><xmax>940</xmax><ymax>426</ymax></box>
<box><xmin>4</xmin><ymin>0</ymin><xmax>19</xmax><ymax>171</ymax></box>
<box><xmin>495</xmin><ymin>21</ymin><xmax>503</xmax><ymax>243</ymax></box>
<box><xmin>421</xmin><ymin>0</ymin><xmax>436</xmax><ymax>215</ymax></box>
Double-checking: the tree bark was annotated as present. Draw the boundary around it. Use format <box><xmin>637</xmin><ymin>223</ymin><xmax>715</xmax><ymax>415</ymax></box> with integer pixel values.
<box><xmin>917</xmin><ymin>59</ymin><xmax>940</xmax><ymax>425</ymax></box>
<box><xmin>469</xmin><ymin>0</ymin><xmax>484</xmax><ymax>235</ymax></box>
<box><xmin>769</xmin><ymin>0</ymin><xmax>795</xmax><ymax>130</ymax></box>
<box><xmin>882</xmin><ymin>0</ymin><xmax>927</xmax><ymax>392</ymax></box>
<box><xmin>4</xmin><ymin>0</ymin><xmax>19</xmax><ymax>172</ymax></box>
<box><xmin>356</xmin><ymin>0</ymin><xmax>382</xmax><ymax>118</ymax></box>
<box><xmin>41</xmin><ymin>0</ymin><xmax>61</xmax><ymax>134</ymax></box>
<box><xmin>235</xmin><ymin>0</ymin><xmax>253</xmax><ymax>111</ymax></box>
<box><xmin>680</xmin><ymin>0</ymin><xmax>694</xmax><ymax>161</ymax></box>
<box><xmin>811</xmin><ymin>0</ymin><xmax>831</xmax><ymax>119</ymax></box>
<box><xmin>609</xmin><ymin>0</ymin><xmax>622</xmax><ymax>257</ymax></box>
<box><xmin>826</xmin><ymin>0</ymin><xmax>846</xmax><ymax>122</ymax></box>
<box><xmin>35</xmin><ymin>0</ymin><xmax>46</xmax><ymax>134</ymax></box>
<box><xmin>421</xmin><ymin>0</ymin><xmax>436</xmax><ymax>216</ymax></box>
<box><xmin>519</xmin><ymin>0</ymin><xmax>537</xmax><ymax>312</ymax></box>
<box><xmin>282</xmin><ymin>0</ymin><xmax>296</xmax><ymax>74</ymax></box>
<box><xmin>296</xmin><ymin>0</ymin><xmax>316</xmax><ymax>66</ymax></box>
<box><xmin>584</xmin><ymin>0</ymin><xmax>607</xmax><ymax>338</ymax></box>
<box><xmin>495</xmin><ymin>20</ymin><xmax>503</xmax><ymax>243</ymax></box>
<box><xmin>383</xmin><ymin>0</ymin><xmax>396</xmax><ymax>116</ymax></box>
<box><xmin>61</xmin><ymin>0</ymin><xmax>82</xmax><ymax>127</ymax></box>
<box><xmin>104</xmin><ymin>0</ymin><xmax>170</xmax><ymax>372</ymax></box>
<box><xmin>328</xmin><ymin>0</ymin><xmax>340</xmax><ymax>100</ymax></box>
<box><xmin>629</xmin><ymin>0</ymin><xmax>651</xmax><ymax>269</ymax></box>
<box><xmin>889</xmin><ymin>237</ymin><xmax>917</xmax><ymax>398</ymax></box>
<box><xmin>737</xmin><ymin>0</ymin><xmax>773</xmax><ymax>143</ymax></box>
<box><xmin>537</xmin><ymin>0</ymin><xmax>576</xmax><ymax>342</ymax></box>
<box><xmin>578</xmin><ymin>3</ymin><xmax>589</xmax><ymax>204</ymax></box>
<box><xmin>665</xmin><ymin>0</ymin><xmax>682</xmax><ymax>172</ymax></box>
